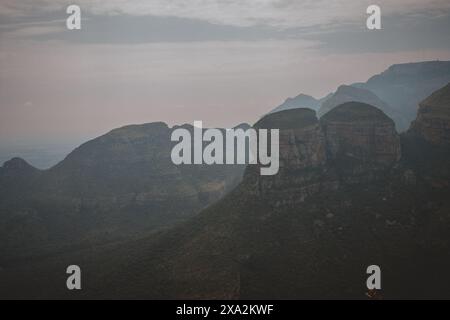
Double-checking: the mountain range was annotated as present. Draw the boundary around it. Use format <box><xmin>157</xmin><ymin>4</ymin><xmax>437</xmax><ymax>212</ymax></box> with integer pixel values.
<box><xmin>272</xmin><ymin>61</ymin><xmax>450</xmax><ymax>132</ymax></box>
<box><xmin>0</xmin><ymin>123</ymin><xmax>246</xmax><ymax>264</ymax></box>
<box><xmin>0</xmin><ymin>62</ymin><xmax>449</xmax><ymax>299</ymax></box>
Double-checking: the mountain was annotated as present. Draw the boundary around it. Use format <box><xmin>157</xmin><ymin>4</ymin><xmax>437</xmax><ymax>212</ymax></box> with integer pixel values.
<box><xmin>3</xmin><ymin>92</ymin><xmax>450</xmax><ymax>299</ymax></box>
<box><xmin>0</xmin><ymin>122</ymin><xmax>245</xmax><ymax>263</ymax></box>
<box><xmin>105</xmin><ymin>99</ymin><xmax>446</xmax><ymax>299</ymax></box>
<box><xmin>354</xmin><ymin>60</ymin><xmax>450</xmax><ymax>130</ymax></box>
<box><xmin>270</xmin><ymin>61</ymin><xmax>450</xmax><ymax>132</ymax></box>
<box><xmin>270</xmin><ymin>94</ymin><xmax>321</xmax><ymax>113</ymax></box>
<box><xmin>410</xmin><ymin>83</ymin><xmax>450</xmax><ymax>146</ymax></box>
<box><xmin>130</xmin><ymin>100</ymin><xmax>447</xmax><ymax>300</ymax></box>
<box><xmin>0</xmin><ymin>158</ymin><xmax>41</xmax><ymax>205</ymax></box>
<box><xmin>0</xmin><ymin>157</ymin><xmax>40</xmax><ymax>186</ymax></box>
<box><xmin>318</xmin><ymin>85</ymin><xmax>408</xmax><ymax>131</ymax></box>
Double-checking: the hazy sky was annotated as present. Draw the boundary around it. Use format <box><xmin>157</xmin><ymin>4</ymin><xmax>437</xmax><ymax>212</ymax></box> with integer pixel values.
<box><xmin>1</xmin><ymin>0</ymin><xmax>450</xmax><ymax>147</ymax></box>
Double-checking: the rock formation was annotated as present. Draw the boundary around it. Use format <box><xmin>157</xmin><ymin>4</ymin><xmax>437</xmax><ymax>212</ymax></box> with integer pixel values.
<box><xmin>245</xmin><ymin>108</ymin><xmax>330</xmax><ymax>206</ymax></box>
<box><xmin>410</xmin><ymin>83</ymin><xmax>450</xmax><ymax>146</ymax></box>
<box><xmin>321</xmin><ymin>102</ymin><xmax>401</xmax><ymax>165</ymax></box>
<box><xmin>245</xmin><ymin>102</ymin><xmax>401</xmax><ymax>207</ymax></box>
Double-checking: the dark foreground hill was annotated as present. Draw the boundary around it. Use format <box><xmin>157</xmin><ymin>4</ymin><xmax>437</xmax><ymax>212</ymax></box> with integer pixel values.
<box><xmin>1</xmin><ymin>85</ymin><xmax>449</xmax><ymax>299</ymax></box>
<box><xmin>0</xmin><ymin>123</ymin><xmax>245</xmax><ymax>264</ymax></box>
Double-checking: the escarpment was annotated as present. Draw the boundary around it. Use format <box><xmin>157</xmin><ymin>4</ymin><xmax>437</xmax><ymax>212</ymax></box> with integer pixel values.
<box><xmin>410</xmin><ymin>83</ymin><xmax>450</xmax><ymax>146</ymax></box>
<box><xmin>244</xmin><ymin>102</ymin><xmax>402</xmax><ymax>206</ymax></box>
<box><xmin>321</xmin><ymin>102</ymin><xmax>401</xmax><ymax>165</ymax></box>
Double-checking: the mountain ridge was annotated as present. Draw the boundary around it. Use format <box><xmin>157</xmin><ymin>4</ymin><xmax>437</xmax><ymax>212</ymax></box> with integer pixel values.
<box><xmin>0</xmin><ymin>120</ymin><xmax>247</xmax><ymax>263</ymax></box>
<box><xmin>4</xmin><ymin>92</ymin><xmax>450</xmax><ymax>299</ymax></box>
<box><xmin>1</xmin><ymin>63</ymin><xmax>450</xmax><ymax>300</ymax></box>
<box><xmin>269</xmin><ymin>61</ymin><xmax>450</xmax><ymax>132</ymax></box>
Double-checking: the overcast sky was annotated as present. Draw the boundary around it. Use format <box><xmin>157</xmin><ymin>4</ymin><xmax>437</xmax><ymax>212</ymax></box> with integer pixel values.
<box><xmin>1</xmin><ymin>0</ymin><xmax>450</xmax><ymax>147</ymax></box>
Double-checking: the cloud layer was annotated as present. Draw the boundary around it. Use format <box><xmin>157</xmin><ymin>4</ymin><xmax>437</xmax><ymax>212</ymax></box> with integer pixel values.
<box><xmin>2</xmin><ymin>0</ymin><xmax>450</xmax><ymax>28</ymax></box>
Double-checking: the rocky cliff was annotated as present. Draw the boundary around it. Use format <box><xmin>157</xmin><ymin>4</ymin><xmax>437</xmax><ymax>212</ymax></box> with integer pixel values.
<box><xmin>410</xmin><ymin>83</ymin><xmax>450</xmax><ymax>146</ymax></box>
<box><xmin>322</xmin><ymin>102</ymin><xmax>401</xmax><ymax>166</ymax></box>
<box><xmin>245</xmin><ymin>102</ymin><xmax>401</xmax><ymax>207</ymax></box>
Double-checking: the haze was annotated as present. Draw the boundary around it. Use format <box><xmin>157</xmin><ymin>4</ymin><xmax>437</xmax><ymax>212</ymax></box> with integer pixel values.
<box><xmin>1</xmin><ymin>0</ymin><xmax>450</xmax><ymax>167</ymax></box>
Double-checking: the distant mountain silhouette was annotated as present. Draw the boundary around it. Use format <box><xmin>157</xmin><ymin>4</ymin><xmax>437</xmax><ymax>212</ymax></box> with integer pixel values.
<box><xmin>318</xmin><ymin>85</ymin><xmax>409</xmax><ymax>131</ymax></box>
<box><xmin>270</xmin><ymin>61</ymin><xmax>450</xmax><ymax>132</ymax></box>
<box><xmin>0</xmin><ymin>158</ymin><xmax>41</xmax><ymax>205</ymax></box>
<box><xmin>270</xmin><ymin>94</ymin><xmax>321</xmax><ymax>113</ymax></box>
<box><xmin>0</xmin><ymin>158</ymin><xmax>40</xmax><ymax>183</ymax></box>
<box><xmin>354</xmin><ymin>60</ymin><xmax>450</xmax><ymax>130</ymax></box>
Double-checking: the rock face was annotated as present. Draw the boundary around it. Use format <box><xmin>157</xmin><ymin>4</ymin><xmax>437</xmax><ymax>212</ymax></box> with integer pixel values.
<box><xmin>244</xmin><ymin>103</ymin><xmax>401</xmax><ymax>207</ymax></box>
<box><xmin>322</xmin><ymin>102</ymin><xmax>401</xmax><ymax>165</ymax></box>
<box><xmin>245</xmin><ymin>109</ymin><xmax>330</xmax><ymax>205</ymax></box>
<box><xmin>410</xmin><ymin>83</ymin><xmax>450</xmax><ymax>146</ymax></box>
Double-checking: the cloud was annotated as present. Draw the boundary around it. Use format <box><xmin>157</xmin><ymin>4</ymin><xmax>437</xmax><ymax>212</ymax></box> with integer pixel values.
<box><xmin>1</xmin><ymin>0</ymin><xmax>450</xmax><ymax>28</ymax></box>
<box><xmin>1</xmin><ymin>2</ymin><xmax>450</xmax><ymax>145</ymax></box>
<box><xmin>3</xmin><ymin>25</ymin><xmax>64</xmax><ymax>38</ymax></box>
